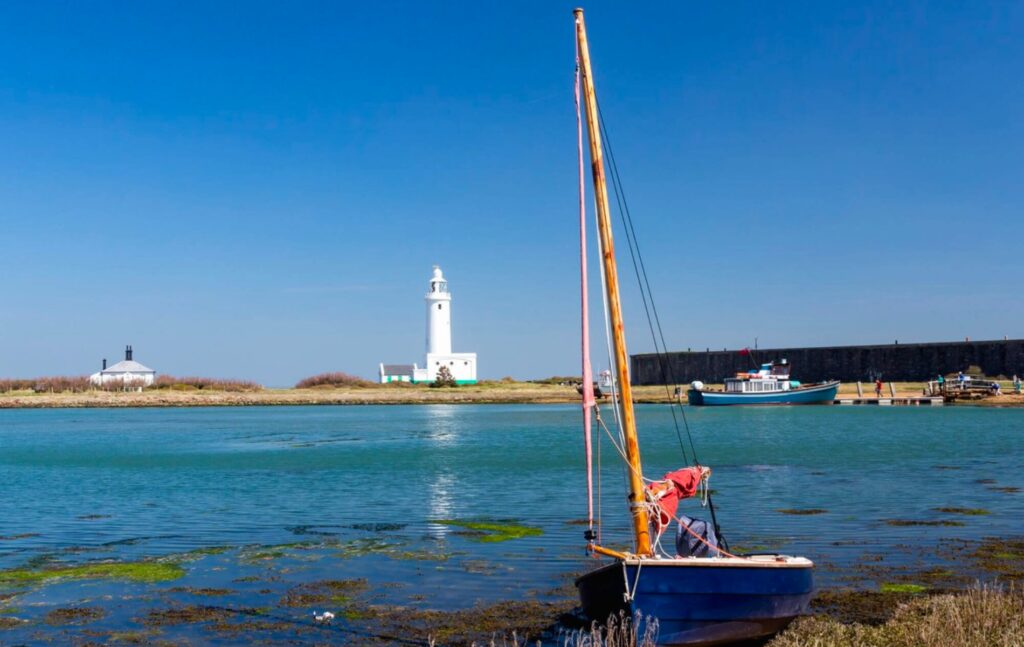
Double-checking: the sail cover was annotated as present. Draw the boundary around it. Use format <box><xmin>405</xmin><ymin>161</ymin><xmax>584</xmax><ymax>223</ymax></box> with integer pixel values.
<box><xmin>646</xmin><ymin>466</ymin><xmax>707</xmax><ymax>532</ymax></box>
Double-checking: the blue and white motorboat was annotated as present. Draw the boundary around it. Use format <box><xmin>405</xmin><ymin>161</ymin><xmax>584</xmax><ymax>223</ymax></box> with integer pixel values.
<box><xmin>688</xmin><ymin>360</ymin><xmax>839</xmax><ymax>406</ymax></box>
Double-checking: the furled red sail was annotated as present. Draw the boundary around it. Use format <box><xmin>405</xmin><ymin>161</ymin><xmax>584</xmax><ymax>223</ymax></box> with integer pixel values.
<box><xmin>646</xmin><ymin>466</ymin><xmax>709</xmax><ymax>532</ymax></box>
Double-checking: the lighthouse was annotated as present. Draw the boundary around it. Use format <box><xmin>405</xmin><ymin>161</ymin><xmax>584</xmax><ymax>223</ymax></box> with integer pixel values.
<box><xmin>379</xmin><ymin>265</ymin><xmax>478</xmax><ymax>384</ymax></box>
<box><xmin>426</xmin><ymin>265</ymin><xmax>452</xmax><ymax>355</ymax></box>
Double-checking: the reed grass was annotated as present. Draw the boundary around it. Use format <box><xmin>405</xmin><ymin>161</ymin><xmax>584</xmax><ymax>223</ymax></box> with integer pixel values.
<box><xmin>558</xmin><ymin>611</ymin><xmax>659</xmax><ymax>647</ymax></box>
<box><xmin>769</xmin><ymin>585</ymin><xmax>1024</xmax><ymax>647</ymax></box>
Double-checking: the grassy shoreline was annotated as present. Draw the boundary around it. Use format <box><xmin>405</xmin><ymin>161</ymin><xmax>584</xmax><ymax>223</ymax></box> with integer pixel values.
<box><xmin>0</xmin><ymin>382</ymin><xmax>1021</xmax><ymax>409</ymax></box>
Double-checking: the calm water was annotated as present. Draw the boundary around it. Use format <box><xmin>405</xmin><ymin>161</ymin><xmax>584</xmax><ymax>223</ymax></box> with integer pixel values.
<box><xmin>1</xmin><ymin>404</ymin><xmax>1022</xmax><ymax>640</ymax></box>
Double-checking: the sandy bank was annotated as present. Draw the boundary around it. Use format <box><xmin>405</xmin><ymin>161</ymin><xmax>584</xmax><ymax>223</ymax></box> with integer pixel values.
<box><xmin>0</xmin><ymin>383</ymin><xmax>594</xmax><ymax>409</ymax></box>
<box><xmin>1</xmin><ymin>382</ymin><xmax>1020</xmax><ymax>409</ymax></box>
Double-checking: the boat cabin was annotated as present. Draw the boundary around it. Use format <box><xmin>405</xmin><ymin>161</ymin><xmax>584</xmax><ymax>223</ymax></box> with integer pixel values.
<box><xmin>724</xmin><ymin>360</ymin><xmax>799</xmax><ymax>394</ymax></box>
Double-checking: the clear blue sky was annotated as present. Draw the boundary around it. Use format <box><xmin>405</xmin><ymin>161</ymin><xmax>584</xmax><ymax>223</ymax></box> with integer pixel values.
<box><xmin>1</xmin><ymin>1</ymin><xmax>1021</xmax><ymax>386</ymax></box>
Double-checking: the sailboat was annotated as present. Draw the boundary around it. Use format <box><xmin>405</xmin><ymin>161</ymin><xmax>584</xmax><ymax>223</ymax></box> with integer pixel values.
<box><xmin>571</xmin><ymin>9</ymin><xmax>813</xmax><ymax>646</ymax></box>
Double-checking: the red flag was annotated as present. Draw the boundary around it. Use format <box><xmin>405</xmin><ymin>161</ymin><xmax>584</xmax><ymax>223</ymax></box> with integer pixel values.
<box><xmin>739</xmin><ymin>347</ymin><xmax>750</xmax><ymax>356</ymax></box>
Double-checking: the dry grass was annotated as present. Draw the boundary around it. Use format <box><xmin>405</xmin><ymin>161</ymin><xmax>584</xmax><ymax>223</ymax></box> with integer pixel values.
<box><xmin>150</xmin><ymin>375</ymin><xmax>262</xmax><ymax>392</ymax></box>
<box><xmin>769</xmin><ymin>586</ymin><xmax>1024</xmax><ymax>647</ymax></box>
<box><xmin>559</xmin><ymin>612</ymin><xmax>658</xmax><ymax>647</ymax></box>
<box><xmin>0</xmin><ymin>376</ymin><xmax>93</xmax><ymax>393</ymax></box>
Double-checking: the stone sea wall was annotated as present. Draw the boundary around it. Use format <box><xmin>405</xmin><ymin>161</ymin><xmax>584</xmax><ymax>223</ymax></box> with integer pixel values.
<box><xmin>630</xmin><ymin>339</ymin><xmax>1024</xmax><ymax>385</ymax></box>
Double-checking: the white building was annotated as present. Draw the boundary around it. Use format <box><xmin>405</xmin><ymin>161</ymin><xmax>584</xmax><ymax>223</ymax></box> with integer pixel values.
<box><xmin>379</xmin><ymin>266</ymin><xmax>478</xmax><ymax>384</ymax></box>
<box><xmin>90</xmin><ymin>345</ymin><xmax>156</xmax><ymax>390</ymax></box>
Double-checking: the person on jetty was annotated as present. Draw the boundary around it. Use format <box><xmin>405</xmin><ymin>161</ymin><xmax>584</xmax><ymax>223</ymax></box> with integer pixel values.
<box><xmin>1014</xmin><ymin>375</ymin><xmax>1021</xmax><ymax>394</ymax></box>
<box><xmin>875</xmin><ymin>378</ymin><xmax>884</xmax><ymax>398</ymax></box>
<box><xmin>991</xmin><ymin>381</ymin><xmax>1002</xmax><ymax>395</ymax></box>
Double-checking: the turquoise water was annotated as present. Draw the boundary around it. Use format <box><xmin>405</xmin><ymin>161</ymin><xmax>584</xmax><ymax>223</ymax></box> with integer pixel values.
<box><xmin>1</xmin><ymin>404</ymin><xmax>1022</xmax><ymax>640</ymax></box>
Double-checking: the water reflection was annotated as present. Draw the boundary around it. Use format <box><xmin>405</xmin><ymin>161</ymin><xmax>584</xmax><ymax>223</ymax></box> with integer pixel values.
<box><xmin>422</xmin><ymin>404</ymin><xmax>459</xmax><ymax>446</ymax></box>
<box><xmin>428</xmin><ymin>470</ymin><xmax>456</xmax><ymax>537</ymax></box>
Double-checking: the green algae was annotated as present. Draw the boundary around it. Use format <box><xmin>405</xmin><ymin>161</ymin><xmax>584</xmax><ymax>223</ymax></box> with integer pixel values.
<box><xmin>934</xmin><ymin>507</ymin><xmax>990</xmax><ymax>516</ymax></box>
<box><xmin>884</xmin><ymin>519</ymin><xmax>966</xmax><ymax>527</ymax></box>
<box><xmin>167</xmin><ymin>587</ymin><xmax>234</xmax><ymax>596</ymax></box>
<box><xmin>386</xmin><ymin>549</ymin><xmax>450</xmax><ymax>562</ymax></box>
<box><xmin>182</xmin><ymin>546</ymin><xmax>232</xmax><ymax>557</ymax></box>
<box><xmin>0</xmin><ymin>561</ymin><xmax>185</xmax><ymax>586</ymax></box>
<box><xmin>433</xmin><ymin>519</ymin><xmax>543</xmax><ymax>543</ymax></box>
<box><xmin>879</xmin><ymin>583</ymin><xmax>927</xmax><ymax>594</ymax></box>
<box><xmin>341</xmin><ymin>607</ymin><xmax>372</xmax><ymax>620</ymax></box>
<box><xmin>279</xmin><ymin>578</ymin><xmax>369</xmax><ymax>609</ymax></box>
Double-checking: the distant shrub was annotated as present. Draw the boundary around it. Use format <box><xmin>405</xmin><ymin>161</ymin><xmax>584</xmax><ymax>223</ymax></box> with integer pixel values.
<box><xmin>35</xmin><ymin>376</ymin><xmax>94</xmax><ymax>392</ymax></box>
<box><xmin>530</xmin><ymin>376</ymin><xmax>580</xmax><ymax>386</ymax></box>
<box><xmin>295</xmin><ymin>372</ymin><xmax>373</xmax><ymax>389</ymax></box>
<box><xmin>0</xmin><ymin>378</ymin><xmax>36</xmax><ymax>393</ymax></box>
<box><xmin>0</xmin><ymin>376</ymin><xmax>94</xmax><ymax>394</ymax></box>
<box><xmin>150</xmin><ymin>376</ymin><xmax>262</xmax><ymax>392</ymax></box>
<box><xmin>430</xmin><ymin>366</ymin><xmax>457</xmax><ymax>388</ymax></box>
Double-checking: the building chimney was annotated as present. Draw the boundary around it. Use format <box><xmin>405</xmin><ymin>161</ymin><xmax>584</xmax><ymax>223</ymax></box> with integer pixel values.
<box><xmin>126</xmin><ymin>345</ymin><xmax>133</xmax><ymax>361</ymax></box>
<box><xmin>102</xmin><ymin>358</ymin><xmax>107</xmax><ymax>370</ymax></box>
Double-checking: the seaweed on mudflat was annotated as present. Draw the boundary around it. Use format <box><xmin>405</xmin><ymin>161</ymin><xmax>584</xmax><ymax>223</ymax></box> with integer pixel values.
<box><xmin>0</xmin><ymin>561</ymin><xmax>185</xmax><ymax>586</ymax></box>
<box><xmin>776</xmin><ymin>508</ymin><xmax>828</xmax><ymax>516</ymax></box>
<box><xmin>43</xmin><ymin>606</ymin><xmax>105</xmax><ymax>625</ymax></box>
<box><xmin>432</xmin><ymin>519</ymin><xmax>543</xmax><ymax>543</ymax></box>
<box><xmin>933</xmin><ymin>507</ymin><xmax>989</xmax><ymax>516</ymax></box>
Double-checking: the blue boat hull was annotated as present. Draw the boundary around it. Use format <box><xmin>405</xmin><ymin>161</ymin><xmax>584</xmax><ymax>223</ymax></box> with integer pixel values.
<box><xmin>687</xmin><ymin>381</ymin><xmax>840</xmax><ymax>406</ymax></box>
<box><xmin>577</xmin><ymin>557</ymin><xmax>813</xmax><ymax>646</ymax></box>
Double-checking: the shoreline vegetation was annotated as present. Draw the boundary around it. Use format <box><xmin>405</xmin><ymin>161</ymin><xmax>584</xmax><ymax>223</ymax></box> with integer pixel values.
<box><xmin>1</xmin><ymin>377</ymin><xmax>1022</xmax><ymax>409</ymax></box>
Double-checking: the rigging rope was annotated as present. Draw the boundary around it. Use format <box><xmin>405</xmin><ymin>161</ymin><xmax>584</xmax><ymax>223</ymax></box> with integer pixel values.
<box><xmin>593</xmin><ymin>98</ymin><xmax>729</xmax><ymax>551</ymax></box>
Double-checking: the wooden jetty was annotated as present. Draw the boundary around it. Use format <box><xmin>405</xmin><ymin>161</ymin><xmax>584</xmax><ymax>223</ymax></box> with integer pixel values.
<box><xmin>832</xmin><ymin>396</ymin><xmax>944</xmax><ymax>406</ymax></box>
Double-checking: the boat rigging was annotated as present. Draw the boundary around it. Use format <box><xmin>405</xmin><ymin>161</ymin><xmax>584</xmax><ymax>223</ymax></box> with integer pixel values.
<box><xmin>571</xmin><ymin>9</ymin><xmax>814</xmax><ymax>645</ymax></box>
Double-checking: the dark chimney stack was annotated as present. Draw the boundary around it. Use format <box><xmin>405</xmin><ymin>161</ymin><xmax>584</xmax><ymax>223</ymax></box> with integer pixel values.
<box><xmin>126</xmin><ymin>345</ymin><xmax>133</xmax><ymax>361</ymax></box>
<box><xmin>102</xmin><ymin>358</ymin><xmax>107</xmax><ymax>370</ymax></box>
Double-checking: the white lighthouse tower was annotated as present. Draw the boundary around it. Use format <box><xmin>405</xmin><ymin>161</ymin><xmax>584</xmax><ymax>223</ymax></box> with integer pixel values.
<box><xmin>425</xmin><ymin>265</ymin><xmax>452</xmax><ymax>356</ymax></box>
<box><xmin>383</xmin><ymin>265</ymin><xmax>477</xmax><ymax>385</ymax></box>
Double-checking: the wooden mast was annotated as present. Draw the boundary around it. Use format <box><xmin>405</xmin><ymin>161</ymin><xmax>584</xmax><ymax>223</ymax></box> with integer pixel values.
<box><xmin>574</xmin><ymin>7</ymin><xmax>652</xmax><ymax>557</ymax></box>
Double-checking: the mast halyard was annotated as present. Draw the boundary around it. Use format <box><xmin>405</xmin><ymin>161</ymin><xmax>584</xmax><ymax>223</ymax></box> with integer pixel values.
<box><xmin>574</xmin><ymin>7</ymin><xmax>652</xmax><ymax>557</ymax></box>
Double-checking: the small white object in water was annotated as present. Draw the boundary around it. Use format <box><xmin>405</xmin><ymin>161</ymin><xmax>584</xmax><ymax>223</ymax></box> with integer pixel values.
<box><xmin>313</xmin><ymin>611</ymin><xmax>335</xmax><ymax>623</ymax></box>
